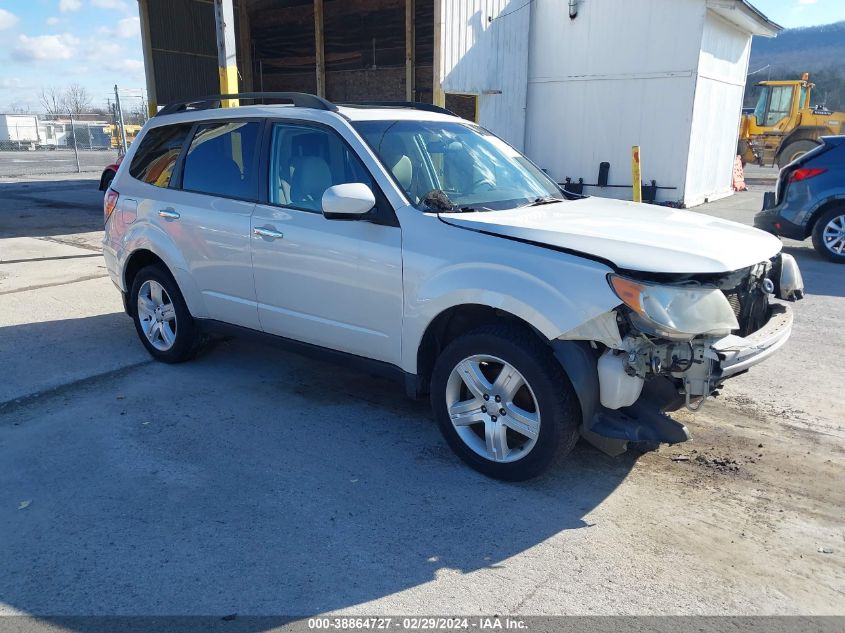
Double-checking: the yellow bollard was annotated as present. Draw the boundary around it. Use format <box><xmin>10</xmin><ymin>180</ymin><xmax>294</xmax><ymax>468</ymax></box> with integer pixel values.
<box><xmin>631</xmin><ymin>145</ymin><xmax>642</xmax><ymax>203</ymax></box>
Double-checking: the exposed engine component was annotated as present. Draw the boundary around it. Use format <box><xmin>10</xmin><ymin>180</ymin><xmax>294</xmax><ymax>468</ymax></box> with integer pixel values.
<box><xmin>597</xmin><ymin>350</ymin><xmax>643</xmax><ymax>409</ymax></box>
<box><xmin>593</xmin><ymin>256</ymin><xmax>802</xmax><ymax>414</ymax></box>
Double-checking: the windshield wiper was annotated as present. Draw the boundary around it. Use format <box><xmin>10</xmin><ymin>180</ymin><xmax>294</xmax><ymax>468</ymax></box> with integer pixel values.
<box><xmin>421</xmin><ymin>189</ymin><xmax>492</xmax><ymax>213</ymax></box>
<box><xmin>523</xmin><ymin>196</ymin><xmax>564</xmax><ymax>207</ymax></box>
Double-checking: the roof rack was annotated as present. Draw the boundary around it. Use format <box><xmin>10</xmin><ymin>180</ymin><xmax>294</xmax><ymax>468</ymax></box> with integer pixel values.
<box><xmin>156</xmin><ymin>92</ymin><xmax>338</xmax><ymax>117</ymax></box>
<box><xmin>338</xmin><ymin>101</ymin><xmax>457</xmax><ymax>116</ymax></box>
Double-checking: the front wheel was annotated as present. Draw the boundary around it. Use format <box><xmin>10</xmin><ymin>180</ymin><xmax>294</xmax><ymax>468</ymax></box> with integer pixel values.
<box><xmin>430</xmin><ymin>324</ymin><xmax>581</xmax><ymax>481</ymax></box>
<box><xmin>812</xmin><ymin>207</ymin><xmax>845</xmax><ymax>263</ymax></box>
<box><xmin>777</xmin><ymin>140</ymin><xmax>818</xmax><ymax>168</ymax></box>
<box><xmin>130</xmin><ymin>264</ymin><xmax>200</xmax><ymax>362</ymax></box>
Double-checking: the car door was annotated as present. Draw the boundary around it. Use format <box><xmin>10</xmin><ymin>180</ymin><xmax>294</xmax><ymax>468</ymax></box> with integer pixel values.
<box><xmin>250</xmin><ymin>120</ymin><xmax>403</xmax><ymax>366</ymax></box>
<box><xmin>156</xmin><ymin>119</ymin><xmax>262</xmax><ymax>330</ymax></box>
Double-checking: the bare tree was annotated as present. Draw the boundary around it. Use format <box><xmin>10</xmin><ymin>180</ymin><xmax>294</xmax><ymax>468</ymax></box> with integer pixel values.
<box><xmin>39</xmin><ymin>87</ymin><xmax>65</xmax><ymax>115</ymax></box>
<box><xmin>63</xmin><ymin>83</ymin><xmax>92</xmax><ymax>115</ymax></box>
<box><xmin>8</xmin><ymin>102</ymin><xmax>32</xmax><ymax>114</ymax></box>
<box><xmin>126</xmin><ymin>100</ymin><xmax>148</xmax><ymax>125</ymax></box>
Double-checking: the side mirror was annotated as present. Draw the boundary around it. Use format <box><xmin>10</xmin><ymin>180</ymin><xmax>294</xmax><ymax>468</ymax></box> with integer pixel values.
<box><xmin>321</xmin><ymin>183</ymin><xmax>376</xmax><ymax>219</ymax></box>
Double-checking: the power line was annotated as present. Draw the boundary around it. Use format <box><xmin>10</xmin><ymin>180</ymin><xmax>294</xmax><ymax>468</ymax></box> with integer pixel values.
<box><xmin>489</xmin><ymin>0</ymin><xmax>534</xmax><ymax>22</ymax></box>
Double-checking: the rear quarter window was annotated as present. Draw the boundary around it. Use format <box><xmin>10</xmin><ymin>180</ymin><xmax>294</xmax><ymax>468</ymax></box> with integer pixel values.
<box><xmin>129</xmin><ymin>124</ymin><xmax>192</xmax><ymax>188</ymax></box>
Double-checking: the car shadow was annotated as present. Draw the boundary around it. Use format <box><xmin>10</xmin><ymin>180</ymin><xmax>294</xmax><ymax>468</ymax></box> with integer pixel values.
<box><xmin>780</xmin><ymin>244</ymin><xmax>845</xmax><ymax>299</ymax></box>
<box><xmin>0</xmin><ymin>315</ymin><xmax>637</xmax><ymax>620</ymax></box>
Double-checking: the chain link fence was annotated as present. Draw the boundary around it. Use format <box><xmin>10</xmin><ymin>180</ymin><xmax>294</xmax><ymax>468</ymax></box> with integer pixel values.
<box><xmin>0</xmin><ymin>113</ymin><xmax>130</xmax><ymax>179</ymax></box>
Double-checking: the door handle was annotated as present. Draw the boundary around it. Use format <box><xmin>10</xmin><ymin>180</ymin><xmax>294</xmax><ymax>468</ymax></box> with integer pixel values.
<box><xmin>158</xmin><ymin>209</ymin><xmax>180</xmax><ymax>220</ymax></box>
<box><xmin>253</xmin><ymin>226</ymin><xmax>284</xmax><ymax>240</ymax></box>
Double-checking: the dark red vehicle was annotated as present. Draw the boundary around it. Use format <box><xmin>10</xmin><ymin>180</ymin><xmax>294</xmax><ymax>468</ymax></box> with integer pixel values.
<box><xmin>99</xmin><ymin>155</ymin><xmax>124</xmax><ymax>191</ymax></box>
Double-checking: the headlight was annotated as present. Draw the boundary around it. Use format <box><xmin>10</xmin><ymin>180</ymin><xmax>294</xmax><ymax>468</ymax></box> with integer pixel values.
<box><xmin>608</xmin><ymin>274</ymin><xmax>739</xmax><ymax>340</ymax></box>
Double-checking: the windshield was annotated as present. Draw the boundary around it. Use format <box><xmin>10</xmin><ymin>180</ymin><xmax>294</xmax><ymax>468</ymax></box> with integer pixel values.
<box><xmin>753</xmin><ymin>86</ymin><xmax>770</xmax><ymax>127</ymax></box>
<box><xmin>352</xmin><ymin>120</ymin><xmax>563</xmax><ymax>212</ymax></box>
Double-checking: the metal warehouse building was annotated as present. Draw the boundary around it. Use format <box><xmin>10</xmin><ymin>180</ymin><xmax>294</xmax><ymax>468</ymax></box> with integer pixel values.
<box><xmin>137</xmin><ymin>0</ymin><xmax>780</xmax><ymax>207</ymax></box>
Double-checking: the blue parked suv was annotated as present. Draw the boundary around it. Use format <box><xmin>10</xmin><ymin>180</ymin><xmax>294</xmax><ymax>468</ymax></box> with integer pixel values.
<box><xmin>755</xmin><ymin>136</ymin><xmax>845</xmax><ymax>263</ymax></box>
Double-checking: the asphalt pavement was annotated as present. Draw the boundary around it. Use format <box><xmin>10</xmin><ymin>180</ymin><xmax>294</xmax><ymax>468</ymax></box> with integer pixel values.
<box><xmin>0</xmin><ymin>176</ymin><xmax>842</xmax><ymax>623</ymax></box>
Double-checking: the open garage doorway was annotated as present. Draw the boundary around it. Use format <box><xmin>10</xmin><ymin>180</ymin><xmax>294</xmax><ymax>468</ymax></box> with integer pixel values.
<box><xmin>247</xmin><ymin>0</ymin><xmax>434</xmax><ymax>103</ymax></box>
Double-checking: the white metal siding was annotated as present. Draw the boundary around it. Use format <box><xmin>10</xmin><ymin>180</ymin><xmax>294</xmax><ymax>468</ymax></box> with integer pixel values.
<box><xmin>439</xmin><ymin>0</ymin><xmax>531</xmax><ymax>149</ymax></box>
<box><xmin>683</xmin><ymin>11</ymin><xmax>752</xmax><ymax>207</ymax></box>
<box><xmin>524</xmin><ymin>0</ymin><xmax>706</xmax><ymax>204</ymax></box>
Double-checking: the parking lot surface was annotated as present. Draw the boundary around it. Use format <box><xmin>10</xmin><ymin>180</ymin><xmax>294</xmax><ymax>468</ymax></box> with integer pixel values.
<box><xmin>0</xmin><ymin>150</ymin><xmax>120</xmax><ymax>179</ymax></box>
<box><xmin>0</xmin><ymin>176</ymin><xmax>842</xmax><ymax>617</ymax></box>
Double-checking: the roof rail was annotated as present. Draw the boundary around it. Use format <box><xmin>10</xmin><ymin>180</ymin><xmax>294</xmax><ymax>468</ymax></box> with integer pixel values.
<box><xmin>156</xmin><ymin>92</ymin><xmax>338</xmax><ymax>117</ymax></box>
<box><xmin>338</xmin><ymin>101</ymin><xmax>457</xmax><ymax>116</ymax></box>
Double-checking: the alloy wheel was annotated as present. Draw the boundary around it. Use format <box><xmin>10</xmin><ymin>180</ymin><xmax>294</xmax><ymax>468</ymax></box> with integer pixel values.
<box><xmin>445</xmin><ymin>354</ymin><xmax>541</xmax><ymax>463</ymax></box>
<box><xmin>822</xmin><ymin>214</ymin><xmax>845</xmax><ymax>256</ymax></box>
<box><xmin>137</xmin><ymin>279</ymin><xmax>178</xmax><ymax>351</ymax></box>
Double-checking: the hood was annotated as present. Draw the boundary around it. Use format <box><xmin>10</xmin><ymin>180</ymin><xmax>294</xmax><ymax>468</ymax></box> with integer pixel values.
<box><xmin>439</xmin><ymin>197</ymin><xmax>782</xmax><ymax>274</ymax></box>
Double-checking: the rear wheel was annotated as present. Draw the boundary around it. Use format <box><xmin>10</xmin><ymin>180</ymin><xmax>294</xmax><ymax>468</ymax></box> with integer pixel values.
<box><xmin>430</xmin><ymin>324</ymin><xmax>580</xmax><ymax>481</ymax></box>
<box><xmin>777</xmin><ymin>140</ymin><xmax>818</xmax><ymax>168</ymax></box>
<box><xmin>812</xmin><ymin>207</ymin><xmax>845</xmax><ymax>263</ymax></box>
<box><xmin>130</xmin><ymin>265</ymin><xmax>200</xmax><ymax>362</ymax></box>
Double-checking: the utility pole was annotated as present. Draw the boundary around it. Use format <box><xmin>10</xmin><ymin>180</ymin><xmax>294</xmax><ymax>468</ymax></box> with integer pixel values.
<box><xmin>114</xmin><ymin>84</ymin><xmax>128</xmax><ymax>154</ymax></box>
<box><xmin>69</xmin><ymin>113</ymin><xmax>80</xmax><ymax>173</ymax></box>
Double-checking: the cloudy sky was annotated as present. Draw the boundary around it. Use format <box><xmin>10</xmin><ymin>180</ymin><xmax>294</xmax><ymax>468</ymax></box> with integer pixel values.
<box><xmin>0</xmin><ymin>0</ymin><xmax>843</xmax><ymax>113</ymax></box>
<box><xmin>0</xmin><ymin>0</ymin><xmax>145</xmax><ymax>113</ymax></box>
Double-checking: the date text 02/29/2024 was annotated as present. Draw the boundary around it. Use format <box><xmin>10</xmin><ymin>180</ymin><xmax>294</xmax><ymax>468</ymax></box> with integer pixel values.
<box><xmin>307</xmin><ymin>617</ymin><xmax>528</xmax><ymax>630</ymax></box>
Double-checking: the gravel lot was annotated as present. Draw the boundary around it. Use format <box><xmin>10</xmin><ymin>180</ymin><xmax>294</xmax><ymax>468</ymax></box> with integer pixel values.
<box><xmin>0</xmin><ymin>176</ymin><xmax>842</xmax><ymax>620</ymax></box>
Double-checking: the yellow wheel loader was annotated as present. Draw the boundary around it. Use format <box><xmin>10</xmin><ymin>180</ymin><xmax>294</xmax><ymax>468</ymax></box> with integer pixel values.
<box><xmin>739</xmin><ymin>73</ymin><xmax>845</xmax><ymax>168</ymax></box>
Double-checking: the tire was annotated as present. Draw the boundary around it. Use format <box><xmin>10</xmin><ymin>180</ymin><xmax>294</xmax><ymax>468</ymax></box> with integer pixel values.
<box><xmin>129</xmin><ymin>264</ymin><xmax>200</xmax><ymax>362</ymax></box>
<box><xmin>811</xmin><ymin>206</ymin><xmax>845</xmax><ymax>264</ymax></box>
<box><xmin>776</xmin><ymin>140</ymin><xmax>818</xmax><ymax>169</ymax></box>
<box><xmin>430</xmin><ymin>324</ymin><xmax>581</xmax><ymax>481</ymax></box>
<box><xmin>100</xmin><ymin>170</ymin><xmax>115</xmax><ymax>191</ymax></box>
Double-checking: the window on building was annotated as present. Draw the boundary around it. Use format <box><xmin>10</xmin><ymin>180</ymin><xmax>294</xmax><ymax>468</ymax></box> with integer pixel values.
<box><xmin>445</xmin><ymin>94</ymin><xmax>478</xmax><ymax>123</ymax></box>
<box><xmin>129</xmin><ymin>124</ymin><xmax>192</xmax><ymax>188</ymax></box>
<box><xmin>181</xmin><ymin>121</ymin><xmax>261</xmax><ymax>200</ymax></box>
<box><xmin>268</xmin><ymin>123</ymin><xmax>375</xmax><ymax>212</ymax></box>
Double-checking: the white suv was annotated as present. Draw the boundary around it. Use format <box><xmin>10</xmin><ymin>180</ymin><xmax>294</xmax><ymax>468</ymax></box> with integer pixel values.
<box><xmin>103</xmin><ymin>93</ymin><xmax>803</xmax><ymax>480</ymax></box>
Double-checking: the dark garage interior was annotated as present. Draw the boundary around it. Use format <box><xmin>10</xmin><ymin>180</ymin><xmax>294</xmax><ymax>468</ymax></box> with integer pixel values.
<box><xmin>142</xmin><ymin>0</ymin><xmax>434</xmax><ymax>107</ymax></box>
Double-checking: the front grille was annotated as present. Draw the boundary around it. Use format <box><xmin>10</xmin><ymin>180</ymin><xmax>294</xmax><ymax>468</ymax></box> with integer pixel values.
<box><xmin>721</xmin><ymin>278</ymin><xmax>769</xmax><ymax>337</ymax></box>
<box><xmin>724</xmin><ymin>290</ymin><xmax>742</xmax><ymax>321</ymax></box>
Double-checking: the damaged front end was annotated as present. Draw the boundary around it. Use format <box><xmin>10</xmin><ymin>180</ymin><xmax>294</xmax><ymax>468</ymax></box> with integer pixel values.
<box><xmin>554</xmin><ymin>254</ymin><xmax>803</xmax><ymax>455</ymax></box>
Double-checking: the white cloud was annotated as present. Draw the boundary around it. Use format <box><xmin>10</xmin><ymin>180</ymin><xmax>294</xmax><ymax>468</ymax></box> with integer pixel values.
<box><xmin>115</xmin><ymin>16</ymin><xmax>140</xmax><ymax>38</ymax></box>
<box><xmin>0</xmin><ymin>8</ymin><xmax>19</xmax><ymax>30</ymax></box>
<box><xmin>0</xmin><ymin>77</ymin><xmax>26</xmax><ymax>89</ymax></box>
<box><xmin>97</xmin><ymin>41</ymin><xmax>123</xmax><ymax>57</ymax></box>
<box><xmin>116</xmin><ymin>59</ymin><xmax>143</xmax><ymax>73</ymax></box>
<box><xmin>798</xmin><ymin>0</ymin><xmax>818</xmax><ymax>4</ymax></box>
<box><xmin>90</xmin><ymin>0</ymin><xmax>129</xmax><ymax>9</ymax></box>
<box><xmin>101</xmin><ymin>57</ymin><xmax>145</xmax><ymax>76</ymax></box>
<box><xmin>59</xmin><ymin>0</ymin><xmax>82</xmax><ymax>12</ymax></box>
<box><xmin>47</xmin><ymin>16</ymin><xmax>61</xmax><ymax>26</ymax></box>
<box><xmin>12</xmin><ymin>33</ymin><xmax>80</xmax><ymax>62</ymax></box>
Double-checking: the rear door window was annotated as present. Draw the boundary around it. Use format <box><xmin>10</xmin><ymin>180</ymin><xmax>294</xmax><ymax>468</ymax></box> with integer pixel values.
<box><xmin>129</xmin><ymin>124</ymin><xmax>192</xmax><ymax>187</ymax></box>
<box><xmin>181</xmin><ymin>121</ymin><xmax>261</xmax><ymax>200</ymax></box>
